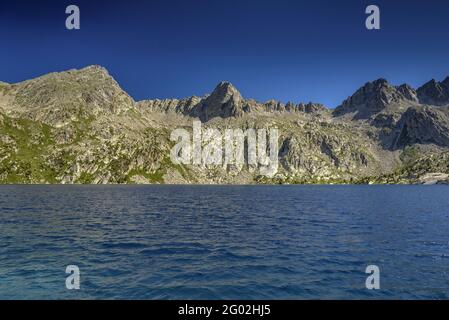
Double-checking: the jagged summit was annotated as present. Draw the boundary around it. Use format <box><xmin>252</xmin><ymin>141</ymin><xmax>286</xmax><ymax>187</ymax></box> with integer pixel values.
<box><xmin>373</xmin><ymin>78</ymin><xmax>389</xmax><ymax>85</ymax></box>
<box><xmin>208</xmin><ymin>81</ymin><xmax>243</xmax><ymax>104</ymax></box>
<box><xmin>397</xmin><ymin>83</ymin><xmax>418</xmax><ymax>102</ymax></box>
<box><xmin>417</xmin><ymin>78</ymin><xmax>449</xmax><ymax>106</ymax></box>
<box><xmin>3</xmin><ymin>67</ymin><xmax>449</xmax><ymax>184</ymax></box>
<box><xmin>333</xmin><ymin>75</ymin><xmax>449</xmax><ymax>119</ymax></box>
<box><xmin>443</xmin><ymin>76</ymin><xmax>449</xmax><ymax>85</ymax></box>
<box><xmin>215</xmin><ymin>80</ymin><xmax>238</xmax><ymax>91</ymax></box>
<box><xmin>3</xmin><ymin>65</ymin><xmax>134</xmax><ymax>125</ymax></box>
<box><xmin>192</xmin><ymin>81</ymin><xmax>245</xmax><ymax>121</ymax></box>
<box><xmin>2</xmin><ymin>66</ymin><xmax>449</xmax><ymax>123</ymax></box>
<box><xmin>334</xmin><ymin>78</ymin><xmax>407</xmax><ymax>118</ymax></box>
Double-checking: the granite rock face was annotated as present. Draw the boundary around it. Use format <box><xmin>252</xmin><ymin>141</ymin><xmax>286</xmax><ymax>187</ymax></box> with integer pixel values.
<box><xmin>1</xmin><ymin>65</ymin><xmax>449</xmax><ymax>184</ymax></box>
<box><xmin>397</xmin><ymin>84</ymin><xmax>419</xmax><ymax>103</ymax></box>
<box><xmin>417</xmin><ymin>78</ymin><xmax>449</xmax><ymax>106</ymax></box>
<box><xmin>3</xmin><ymin>65</ymin><xmax>135</xmax><ymax>126</ymax></box>
<box><xmin>393</xmin><ymin>106</ymin><xmax>449</xmax><ymax>149</ymax></box>
<box><xmin>138</xmin><ymin>81</ymin><xmax>330</xmax><ymax>120</ymax></box>
<box><xmin>333</xmin><ymin>79</ymin><xmax>419</xmax><ymax>119</ymax></box>
<box><xmin>192</xmin><ymin>81</ymin><xmax>245</xmax><ymax>121</ymax></box>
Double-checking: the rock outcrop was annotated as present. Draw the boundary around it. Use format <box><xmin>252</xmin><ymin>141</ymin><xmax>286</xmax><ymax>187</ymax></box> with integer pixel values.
<box><xmin>3</xmin><ymin>65</ymin><xmax>135</xmax><ymax>126</ymax></box>
<box><xmin>191</xmin><ymin>81</ymin><xmax>245</xmax><ymax>121</ymax></box>
<box><xmin>393</xmin><ymin>106</ymin><xmax>449</xmax><ymax>149</ymax></box>
<box><xmin>397</xmin><ymin>84</ymin><xmax>419</xmax><ymax>102</ymax></box>
<box><xmin>333</xmin><ymin>79</ymin><xmax>421</xmax><ymax>120</ymax></box>
<box><xmin>1</xmin><ymin>65</ymin><xmax>449</xmax><ymax>184</ymax></box>
<box><xmin>138</xmin><ymin>81</ymin><xmax>330</xmax><ymax>121</ymax></box>
<box><xmin>417</xmin><ymin>78</ymin><xmax>449</xmax><ymax>106</ymax></box>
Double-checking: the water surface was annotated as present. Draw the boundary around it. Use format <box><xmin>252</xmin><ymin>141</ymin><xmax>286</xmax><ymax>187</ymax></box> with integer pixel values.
<box><xmin>1</xmin><ymin>185</ymin><xmax>449</xmax><ymax>299</ymax></box>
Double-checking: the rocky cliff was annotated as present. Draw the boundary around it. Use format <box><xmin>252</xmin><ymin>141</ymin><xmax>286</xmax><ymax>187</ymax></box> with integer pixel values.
<box><xmin>1</xmin><ymin>65</ymin><xmax>449</xmax><ymax>184</ymax></box>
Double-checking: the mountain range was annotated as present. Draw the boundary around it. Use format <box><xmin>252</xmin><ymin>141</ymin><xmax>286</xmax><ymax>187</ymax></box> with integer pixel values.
<box><xmin>1</xmin><ymin>65</ymin><xmax>449</xmax><ymax>184</ymax></box>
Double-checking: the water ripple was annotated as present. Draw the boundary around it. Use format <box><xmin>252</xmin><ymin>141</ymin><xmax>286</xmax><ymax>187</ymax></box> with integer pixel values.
<box><xmin>1</xmin><ymin>185</ymin><xmax>449</xmax><ymax>299</ymax></box>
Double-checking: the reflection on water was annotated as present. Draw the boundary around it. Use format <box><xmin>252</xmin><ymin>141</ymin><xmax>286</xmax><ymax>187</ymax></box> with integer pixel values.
<box><xmin>1</xmin><ymin>185</ymin><xmax>449</xmax><ymax>299</ymax></box>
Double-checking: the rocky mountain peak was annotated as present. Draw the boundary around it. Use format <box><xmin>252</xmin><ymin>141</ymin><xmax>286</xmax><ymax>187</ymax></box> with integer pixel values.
<box><xmin>194</xmin><ymin>81</ymin><xmax>245</xmax><ymax>121</ymax></box>
<box><xmin>4</xmin><ymin>67</ymin><xmax>449</xmax><ymax>184</ymax></box>
<box><xmin>397</xmin><ymin>83</ymin><xmax>418</xmax><ymax>102</ymax></box>
<box><xmin>333</xmin><ymin>78</ymin><xmax>408</xmax><ymax>118</ymax></box>
<box><xmin>372</xmin><ymin>78</ymin><xmax>389</xmax><ymax>86</ymax></box>
<box><xmin>65</xmin><ymin>65</ymin><xmax>112</xmax><ymax>81</ymax></box>
<box><xmin>6</xmin><ymin>65</ymin><xmax>135</xmax><ymax>125</ymax></box>
<box><xmin>417</xmin><ymin>78</ymin><xmax>449</xmax><ymax>106</ymax></box>
<box><xmin>78</xmin><ymin>64</ymin><xmax>109</xmax><ymax>73</ymax></box>
<box><xmin>397</xmin><ymin>83</ymin><xmax>414</xmax><ymax>90</ymax></box>
<box><xmin>82</xmin><ymin>64</ymin><xmax>108</xmax><ymax>72</ymax></box>
<box><xmin>209</xmin><ymin>81</ymin><xmax>243</xmax><ymax>103</ymax></box>
<box><xmin>443</xmin><ymin>77</ymin><xmax>449</xmax><ymax>87</ymax></box>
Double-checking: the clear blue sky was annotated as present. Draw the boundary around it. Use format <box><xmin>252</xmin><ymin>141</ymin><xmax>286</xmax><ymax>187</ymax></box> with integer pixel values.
<box><xmin>0</xmin><ymin>0</ymin><xmax>448</xmax><ymax>107</ymax></box>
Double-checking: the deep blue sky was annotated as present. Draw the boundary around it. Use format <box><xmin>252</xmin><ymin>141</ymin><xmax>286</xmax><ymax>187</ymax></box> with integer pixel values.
<box><xmin>0</xmin><ymin>0</ymin><xmax>448</xmax><ymax>107</ymax></box>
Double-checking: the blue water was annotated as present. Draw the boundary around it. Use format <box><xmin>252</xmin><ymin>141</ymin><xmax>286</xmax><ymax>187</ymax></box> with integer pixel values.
<box><xmin>1</xmin><ymin>185</ymin><xmax>449</xmax><ymax>300</ymax></box>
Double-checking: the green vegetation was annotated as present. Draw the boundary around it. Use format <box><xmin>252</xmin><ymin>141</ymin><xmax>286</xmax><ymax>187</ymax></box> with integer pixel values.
<box><xmin>2</xmin><ymin>65</ymin><xmax>449</xmax><ymax>185</ymax></box>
